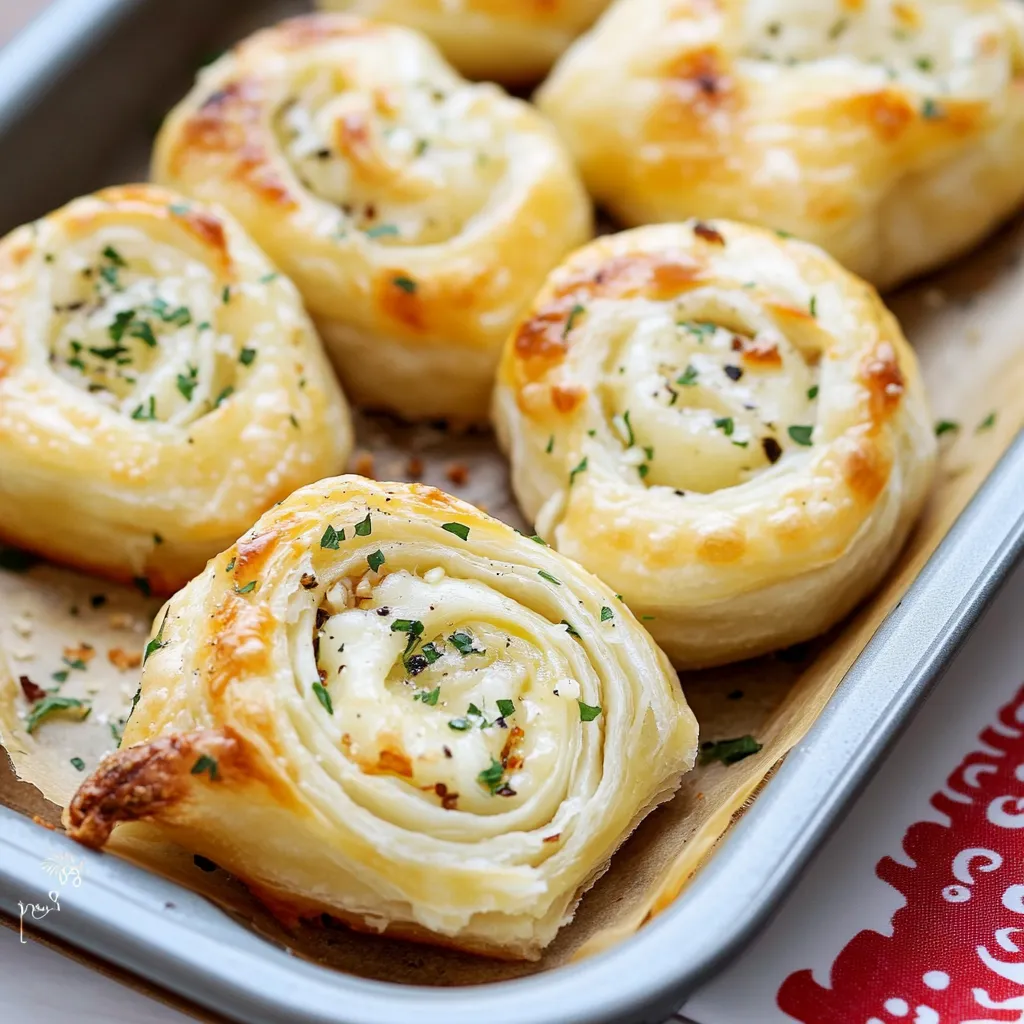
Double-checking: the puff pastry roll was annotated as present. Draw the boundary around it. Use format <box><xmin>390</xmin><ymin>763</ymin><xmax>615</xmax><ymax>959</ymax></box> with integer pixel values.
<box><xmin>316</xmin><ymin>0</ymin><xmax>612</xmax><ymax>84</ymax></box>
<box><xmin>538</xmin><ymin>0</ymin><xmax>1024</xmax><ymax>290</ymax></box>
<box><xmin>493</xmin><ymin>221</ymin><xmax>937</xmax><ymax>668</ymax></box>
<box><xmin>0</xmin><ymin>185</ymin><xmax>353</xmax><ymax>593</ymax></box>
<box><xmin>66</xmin><ymin>477</ymin><xmax>697</xmax><ymax>959</ymax></box>
<box><xmin>153</xmin><ymin>15</ymin><xmax>592</xmax><ymax>424</ymax></box>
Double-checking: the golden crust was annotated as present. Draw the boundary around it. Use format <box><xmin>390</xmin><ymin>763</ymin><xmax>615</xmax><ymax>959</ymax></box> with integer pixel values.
<box><xmin>315</xmin><ymin>1</ymin><xmax>612</xmax><ymax>84</ymax></box>
<box><xmin>153</xmin><ymin>14</ymin><xmax>593</xmax><ymax>424</ymax></box>
<box><xmin>0</xmin><ymin>184</ymin><xmax>353</xmax><ymax>592</ymax></box>
<box><xmin>493</xmin><ymin>221</ymin><xmax>937</xmax><ymax>667</ymax></box>
<box><xmin>66</xmin><ymin>476</ymin><xmax>697</xmax><ymax>960</ymax></box>
<box><xmin>538</xmin><ymin>0</ymin><xmax>1024</xmax><ymax>289</ymax></box>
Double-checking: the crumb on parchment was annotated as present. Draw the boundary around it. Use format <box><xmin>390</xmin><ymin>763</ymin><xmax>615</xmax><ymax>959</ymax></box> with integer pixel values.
<box><xmin>108</xmin><ymin>648</ymin><xmax>142</xmax><ymax>672</ymax></box>
<box><xmin>446</xmin><ymin>462</ymin><xmax>469</xmax><ymax>486</ymax></box>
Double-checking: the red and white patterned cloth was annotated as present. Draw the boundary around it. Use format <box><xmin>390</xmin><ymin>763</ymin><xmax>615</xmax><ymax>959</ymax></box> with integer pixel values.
<box><xmin>683</xmin><ymin>561</ymin><xmax>1024</xmax><ymax>1024</ymax></box>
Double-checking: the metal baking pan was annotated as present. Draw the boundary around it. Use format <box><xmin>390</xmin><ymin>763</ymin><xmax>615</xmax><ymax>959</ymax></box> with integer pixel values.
<box><xmin>2</xmin><ymin>1</ymin><xmax>1024</xmax><ymax>1022</ymax></box>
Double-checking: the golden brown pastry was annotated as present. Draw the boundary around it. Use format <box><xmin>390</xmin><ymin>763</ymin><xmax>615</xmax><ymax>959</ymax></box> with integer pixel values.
<box><xmin>0</xmin><ymin>185</ymin><xmax>353</xmax><ymax>593</ymax></box>
<box><xmin>316</xmin><ymin>0</ymin><xmax>612</xmax><ymax>83</ymax></box>
<box><xmin>493</xmin><ymin>221</ymin><xmax>937</xmax><ymax>668</ymax></box>
<box><xmin>66</xmin><ymin>476</ymin><xmax>697</xmax><ymax>960</ymax></box>
<box><xmin>538</xmin><ymin>0</ymin><xmax>1024</xmax><ymax>290</ymax></box>
<box><xmin>152</xmin><ymin>14</ymin><xmax>592</xmax><ymax>424</ymax></box>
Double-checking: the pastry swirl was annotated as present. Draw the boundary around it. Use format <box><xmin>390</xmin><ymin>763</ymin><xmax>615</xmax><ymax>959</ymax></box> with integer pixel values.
<box><xmin>0</xmin><ymin>185</ymin><xmax>353</xmax><ymax>593</ymax></box>
<box><xmin>538</xmin><ymin>0</ymin><xmax>1024</xmax><ymax>289</ymax></box>
<box><xmin>493</xmin><ymin>221</ymin><xmax>937</xmax><ymax>668</ymax></box>
<box><xmin>66</xmin><ymin>476</ymin><xmax>697</xmax><ymax>960</ymax></box>
<box><xmin>316</xmin><ymin>0</ymin><xmax>612</xmax><ymax>83</ymax></box>
<box><xmin>153</xmin><ymin>14</ymin><xmax>592</xmax><ymax>423</ymax></box>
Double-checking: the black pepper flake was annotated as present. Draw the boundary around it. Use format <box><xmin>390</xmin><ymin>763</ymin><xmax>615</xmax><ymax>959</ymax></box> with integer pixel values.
<box><xmin>762</xmin><ymin>437</ymin><xmax>783</xmax><ymax>464</ymax></box>
<box><xmin>193</xmin><ymin>854</ymin><xmax>219</xmax><ymax>872</ymax></box>
<box><xmin>693</xmin><ymin>221</ymin><xmax>725</xmax><ymax>246</ymax></box>
<box><xmin>724</xmin><ymin>365</ymin><xmax>743</xmax><ymax>381</ymax></box>
<box><xmin>443</xmin><ymin>745</ymin><xmax>453</xmax><ymax>759</ymax></box>
<box><xmin>406</xmin><ymin>654</ymin><xmax>428</xmax><ymax>676</ymax></box>
<box><xmin>376</xmin><ymin>606</ymin><xmax>390</xmax><ymax>616</ymax></box>
<box><xmin>300</xmin><ymin>573</ymin><xmax>318</xmax><ymax>590</ymax></box>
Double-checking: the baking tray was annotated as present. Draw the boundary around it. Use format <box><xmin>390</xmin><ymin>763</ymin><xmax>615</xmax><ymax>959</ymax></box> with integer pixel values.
<box><xmin>2</xmin><ymin>1</ymin><xmax>1024</xmax><ymax>1022</ymax></box>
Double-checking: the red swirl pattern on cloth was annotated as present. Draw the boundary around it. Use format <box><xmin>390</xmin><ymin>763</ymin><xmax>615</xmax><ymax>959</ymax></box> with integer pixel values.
<box><xmin>778</xmin><ymin>683</ymin><xmax>1024</xmax><ymax>1023</ymax></box>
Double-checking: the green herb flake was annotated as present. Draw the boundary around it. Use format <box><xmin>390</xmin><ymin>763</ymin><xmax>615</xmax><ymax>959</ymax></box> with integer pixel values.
<box><xmin>677</xmin><ymin>364</ymin><xmax>699</xmax><ymax>387</ymax></box>
<box><xmin>214</xmin><ymin>386</ymin><xmax>234</xmax><ymax>408</ymax></box>
<box><xmin>102</xmin><ymin>245</ymin><xmax>126</xmax><ymax>268</ymax></box>
<box><xmin>809</xmin><ymin>295</ymin><xmax>818</xmax><ymax>318</ymax></box>
<box><xmin>788</xmin><ymin>424</ymin><xmax>814</xmax><ymax>446</ymax></box>
<box><xmin>538</xmin><ymin>569</ymin><xmax>562</xmax><ymax>586</ymax></box>
<box><xmin>477</xmin><ymin>757</ymin><xmax>505</xmax><ymax>795</ymax></box>
<box><xmin>600</xmin><ymin>606</ymin><xmax>613</xmax><ymax>622</ymax></box>
<box><xmin>131</xmin><ymin>396</ymin><xmax>156</xmax><ymax>421</ymax></box>
<box><xmin>563</xmin><ymin>303</ymin><xmax>585</xmax><ymax>337</ymax></box>
<box><xmin>922</xmin><ymin>98</ymin><xmax>944</xmax><ymax>120</ymax></box>
<box><xmin>176</xmin><ymin>370</ymin><xmax>198</xmax><ymax>401</ymax></box>
<box><xmin>365</xmin><ymin>223</ymin><xmax>399</xmax><ymax>239</ymax></box>
<box><xmin>354</xmin><ymin>513</ymin><xmax>372</xmax><ymax>537</ymax></box>
<box><xmin>52</xmin><ymin>670</ymin><xmax>69</xmax><ymax>683</ymax></box>
<box><xmin>545</xmin><ymin>435</ymin><xmax>554</xmax><ymax>454</ymax></box>
<box><xmin>915</xmin><ymin>55</ymin><xmax>934</xmax><ymax>72</ymax></box>
<box><xmin>25</xmin><ymin>696</ymin><xmax>90</xmax><ymax>734</ymax></box>
<box><xmin>238</xmin><ymin>347</ymin><xmax>257</xmax><ymax>366</ymax></box>
<box><xmin>699</xmin><ymin>735</ymin><xmax>763</xmax><ymax>766</ymax></box>
<box><xmin>714</xmin><ymin>416</ymin><xmax>735</xmax><ymax>437</ymax></box>
<box><xmin>392</xmin><ymin>275</ymin><xmax>417</xmax><ymax>294</ymax></box>
<box><xmin>807</xmin><ymin>385</ymin><xmax>819</xmax><ymax>400</ymax></box>
<box><xmin>70</xmin><ymin>757</ymin><xmax>86</xmax><ymax>771</ymax></box>
<box><xmin>191</xmin><ymin>754</ymin><xmax>219</xmax><ymax>780</ymax></box>
<box><xmin>144</xmin><ymin>611</ymin><xmax>169</xmax><ymax>664</ymax></box>
<box><xmin>421</xmin><ymin>642</ymin><xmax>442</xmax><ymax>664</ymax></box>
<box><xmin>569</xmin><ymin>456</ymin><xmax>588</xmax><ymax>485</ymax></box>
<box><xmin>222</xmin><ymin>285</ymin><xmax>231</xmax><ymax>304</ymax></box>
<box><xmin>442</xmin><ymin>522</ymin><xmax>470</xmax><ymax>541</ymax></box>
<box><xmin>129</xmin><ymin>320</ymin><xmax>157</xmax><ymax>347</ymax></box>
<box><xmin>320</xmin><ymin>524</ymin><xmax>343</xmax><ymax>549</ymax></box>
<box><xmin>259</xmin><ymin>272</ymin><xmax>279</xmax><ymax>284</ymax></box>
<box><xmin>169</xmin><ymin>203</ymin><xmax>191</xmax><ymax>216</ymax></box>
<box><xmin>561</xmin><ymin>619</ymin><xmax>581</xmax><ymax>639</ymax></box>
<box><xmin>312</xmin><ymin>681</ymin><xmax>334</xmax><ymax>714</ymax></box>
<box><xmin>415</xmin><ymin>686</ymin><xmax>440</xmax><ymax>706</ymax></box>
<box><xmin>530</xmin><ymin>535</ymin><xmax>547</xmax><ymax>546</ymax></box>
<box><xmin>578</xmin><ymin>701</ymin><xmax>603</xmax><ymax>722</ymax></box>
<box><xmin>935</xmin><ymin>419</ymin><xmax>960</xmax><ymax>437</ymax></box>
<box><xmin>234</xmin><ymin>580</ymin><xmax>257</xmax><ymax>594</ymax></box>
<box><xmin>367</xmin><ymin>549</ymin><xmax>385</xmax><ymax>573</ymax></box>
<box><xmin>449</xmin><ymin>632</ymin><xmax>481</xmax><ymax>656</ymax></box>
<box><xmin>496</xmin><ymin>698</ymin><xmax>515</xmax><ymax>719</ymax></box>
<box><xmin>448</xmin><ymin>717</ymin><xmax>472</xmax><ymax>731</ymax></box>
<box><xmin>978</xmin><ymin>411</ymin><xmax>997</xmax><ymax>432</ymax></box>
<box><xmin>392</xmin><ymin>619</ymin><xmax>424</xmax><ymax>640</ymax></box>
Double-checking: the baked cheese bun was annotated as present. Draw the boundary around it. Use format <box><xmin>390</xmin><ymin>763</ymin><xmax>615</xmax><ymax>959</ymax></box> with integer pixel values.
<box><xmin>537</xmin><ymin>0</ymin><xmax>1024</xmax><ymax>290</ymax></box>
<box><xmin>66</xmin><ymin>476</ymin><xmax>697</xmax><ymax>960</ymax></box>
<box><xmin>0</xmin><ymin>185</ymin><xmax>353</xmax><ymax>594</ymax></box>
<box><xmin>316</xmin><ymin>0</ymin><xmax>612</xmax><ymax>83</ymax></box>
<box><xmin>153</xmin><ymin>14</ymin><xmax>592</xmax><ymax>424</ymax></box>
<box><xmin>493</xmin><ymin>221</ymin><xmax>937</xmax><ymax>668</ymax></box>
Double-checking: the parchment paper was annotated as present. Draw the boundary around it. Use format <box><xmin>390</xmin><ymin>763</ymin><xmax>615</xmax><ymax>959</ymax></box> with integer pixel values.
<box><xmin>2</xmin><ymin>212</ymin><xmax>1022</xmax><ymax>986</ymax></box>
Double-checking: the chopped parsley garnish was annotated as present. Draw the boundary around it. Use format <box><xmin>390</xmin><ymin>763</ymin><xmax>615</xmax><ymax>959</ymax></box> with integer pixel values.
<box><xmin>109</xmin><ymin>309</ymin><xmax>135</xmax><ymax>342</ymax></box>
<box><xmin>442</xmin><ymin>522</ymin><xmax>470</xmax><ymax>541</ymax></box>
<box><xmin>915</xmin><ymin>56</ymin><xmax>934</xmax><ymax>72</ymax></box>
<box><xmin>225</xmin><ymin>556</ymin><xmax>236</xmax><ymax>572</ymax></box>
<box><xmin>699</xmin><ymin>735</ymin><xmax>763</xmax><ymax>766</ymax></box>
<box><xmin>564</xmin><ymin>303</ymin><xmax>585</xmax><ymax>337</ymax></box>
<box><xmin>130</xmin><ymin>320</ymin><xmax>157</xmax><ymax>347</ymax></box>
<box><xmin>222</xmin><ymin>285</ymin><xmax>231</xmax><ymax>304</ymax></box>
<box><xmin>354</xmin><ymin>513</ymin><xmax>372</xmax><ymax>536</ymax></box>
<box><xmin>238</xmin><ymin>347</ymin><xmax>257</xmax><ymax>366</ymax></box>
<box><xmin>102</xmin><ymin>245</ymin><xmax>126</xmax><ymax>268</ymax></box>
<box><xmin>978</xmin><ymin>411</ymin><xmax>997</xmax><ymax>432</ymax></box>
<box><xmin>935</xmin><ymin>419</ymin><xmax>960</xmax><ymax>437</ymax></box>
<box><xmin>714</xmin><ymin>416</ymin><xmax>735</xmax><ymax>437</ymax></box>
<box><xmin>807</xmin><ymin>385</ymin><xmax>819</xmax><ymax>400</ymax></box>
<box><xmin>320</xmin><ymin>524</ymin><xmax>343</xmax><ymax>549</ymax></box>
<box><xmin>144</xmin><ymin>611</ymin><xmax>169</xmax><ymax>664</ymax></box>
<box><xmin>25</xmin><ymin>696</ymin><xmax>90</xmax><ymax>734</ymax></box>
<box><xmin>788</xmin><ymin>424</ymin><xmax>814</xmax><ymax>446</ymax></box>
<box><xmin>809</xmin><ymin>295</ymin><xmax>818</xmax><ymax>318</ymax></box>
<box><xmin>449</xmin><ymin>631</ymin><xmax>482</xmax><ymax>656</ymax></box>
<box><xmin>922</xmin><ymin>98</ymin><xmax>943</xmax><ymax>120</ymax></box>
<box><xmin>620</xmin><ymin>409</ymin><xmax>636</xmax><ymax>448</ymax></box>
<box><xmin>365</xmin><ymin>223</ymin><xmax>399</xmax><ymax>239</ymax></box>
<box><xmin>600</xmin><ymin>606</ymin><xmax>613</xmax><ymax>622</ymax></box>
<box><xmin>289</xmin><ymin>414</ymin><xmax>299</xmax><ymax>429</ymax></box>
<box><xmin>150</xmin><ymin>299</ymin><xmax>191</xmax><ymax>326</ymax></box>
<box><xmin>561</xmin><ymin>619</ymin><xmax>580</xmax><ymax>639</ymax></box>
<box><xmin>70</xmin><ymin>757</ymin><xmax>86</xmax><ymax>771</ymax></box>
<box><xmin>176</xmin><ymin>365</ymin><xmax>198</xmax><ymax>401</ymax></box>
<box><xmin>530</xmin><ymin>535</ymin><xmax>547</xmax><ymax>546</ymax></box>
<box><xmin>52</xmin><ymin>670</ymin><xmax>69</xmax><ymax>683</ymax></box>
<box><xmin>258</xmin><ymin>273</ymin><xmax>279</xmax><ymax>284</ymax></box>
<box><xmin>392</xmin><ymin>619</ymin><xmax>424</xmax><ymax>651</ymax></box>
<box><xmin>214</xmin><ymin>386</ymin><xmax>234</xmax><ymax>408</ymax></box>
<box><xmin>569</xmin><ymin>456</ymin><xmax>588</xmax><ymax>485</ymax></box>
<box><xmin>578</xmin><ymin>701</ymin><xmax>602</xmax><ymax>722</ymax></box>
<box><xmin>414</xmin><ymin>686</ymin><xmax>440</xmax><ymax>705</ymax></box>
<box><xmin>392</xmin><ymin>275</ymin><xmax>417</xmax><ymax>294</ymax></box>
<box><xmin>477</xmin><ymin>757</ymin><xmax>506</xmax><ymax>795</ymax></box>
<box><xmin>421</xmin><ymin>642</ymin><xmax>442</xmax><ymax>664</ymax></box>
<box><xmin>169</xmin><ymin>202</ymin><xmax>191</xmax><ymax>216</ymax></box>
<box><xmin>312</xmin><ymin>681</ymin><xmax>333</xmax><ymax>714</ymax></box>
<box><xmin>545</xmin><ymin>435</ymin><xmax>554</xmax><ymax>454</ymax></box>
<box><xmin>538</xmin><ymin>569</ymin><xmax>562</xmax><ymax>586</ymax></box>
<box><xmin>677</xmin><ymin>364</ymin><xmax>699</xmax><ymax>387</ymax></box>
<box><xmin>496</xmin><ymin>699</ymin><xmax>515</xmax><ymax>718</ymax></box>
<box><xmin>680</xmin><ymin>321</ymin><xmax>717</xmax><ymax>338</ymax></box>
<box><xmin>191</xmin><ymin>754</ymin><xmax>219</xmax><ymax>780</ymax></box>
<box><xmin>367</xmin><ymin>549</ymin><xmax>385</xmax><ymax>573</ymax></box>
<box><xmin>448</xmin><ymin>718</ymin><xmax>472</xmax><ymax>731</ymax></box>
<box><xmin>234</xmin><ymin>580</ymin><xmax>257</xmax><ymax>594</ymax></box>
<box><xmin>131</xmin><ymin>396</ymin><xmax>156</xmax><ymax>421</ymax></box>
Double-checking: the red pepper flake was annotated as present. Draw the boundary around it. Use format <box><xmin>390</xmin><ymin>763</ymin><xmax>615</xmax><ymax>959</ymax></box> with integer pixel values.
<box><xmin>693</xmin><ymin>221</ymin><xmax>726</xmax><ymax>246</ymax></box>
<box><xmin>19</xmin><ymin>676</ymin><xmax>46</xmax><ymax>702</ymax></box>
<box><xmin>543</xmin><ymin>833</ymin><xmax>561</xmax><ymax>844</ymax></box>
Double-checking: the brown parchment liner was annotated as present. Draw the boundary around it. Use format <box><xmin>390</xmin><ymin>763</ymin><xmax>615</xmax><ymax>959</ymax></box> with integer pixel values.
<box><xmin>2</xmin><ymin>213</ymin><xmax>1024</xmax><ymax>988</ymax></box>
